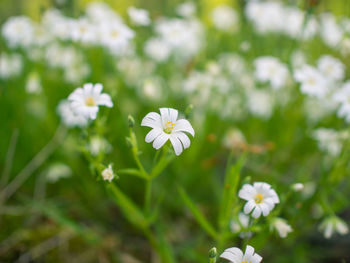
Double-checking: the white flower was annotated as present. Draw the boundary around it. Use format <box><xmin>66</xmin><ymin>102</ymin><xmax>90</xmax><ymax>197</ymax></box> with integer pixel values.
<box><xmin>141</xmin><ymin>108</ymin><xmax>195</xmax><ymax>156</ymax></box>
<box><xmin>176</xmin><ymin>2</ymin><xmax>196</xmax><ymax>18</ymax></box>
<box><xmin>271</xmin><ymin>218</ymin><xmax>293</xmax><ymax>238</ymax></box>
<box><xmin>238</xmin><ymin>182</ymin><xmax>280</xmax><ymax>218</ymax></box>
<box><xmin>220</xmin><ymin>245</ymin><xmax>262</xmax><ymax>263</ymax></box>
<box><xmin>68</xmin><ymin>83</ymin><xmax>113</xmax><ymax>120</ymax></box>
<box><xmin>71</xmin><ymin>19</ymin><xmax>97</xmax><ymax>44</ymax></box>
<box><xmin>222</xmin><ymin>128</ymin><xmax>246</xmax><ymax>150</ymax></box>
<box><xmin>246</xmin><ymin>89</ymin><xmax>274</xmax><ymax>120</ymax></box>
<box><xmin>317</xmin><ymin>55</ymin><xmax>345</xmax><ymax>82</ymax></box>
<box><xmin>312</xmin><ymin>128</ymin><xmax>344</xmax><ymax>157</ymax></box>
<box><xmin>46</xmin><ymin>163</ymin><xmax>72</xmax><ymax>183</ymax></box>
<box><xmin>294</xmin><ymin>65</ymin><xmax>329</xmax><ymax>98</ymax></box>
<box><xmin>211</xmin><ymin>5</ymin><xmax>239</xmax><ymax>32</ymax></box>
<box><xmin>2</xmin><ymin>16</ymin><xmax>34</xmax><ymax>48</ymax></box>
<box><xmin>291</xmin><ymin>183</ymin><xmax>304</xmax><ymax>192</ymax></box>
<box><xmin>320</xmin><ymin>13</ymin><xmax>343</xmax><ymax>48</ymax></box>
<box><xmin>0</xmin><ymin>53</ymin><xmax>22</xmax><ymax>79</ymax></box>
<box><xmin>333</xmin><ymin>82</ymin><xmax>350</xmax><ymax>122</ymax></box>
<box><xmin>57</xmin><ymin>100</ymin><xmax>88</xmax><ymax>128</ymax></box>
<box><xmin>102</xmin><ymin>164</ymin><xmax>115</xmax><ymax>182</ymax></box>
<box><xmin>128</xmin><ymin>7</ymin><xmax>151</xmax><ymax>26</ymax></box>
<box><xmin>254</xmin><ymin>56</ymin><xmax>289</xmax><ymax>89</ymax></box>
<box><xmin>144</xmin><ymin>38</ymin><xmax>171</xmax><ymax>62</ymax></box>
<box><xmin>319</xmin><ymin>216</ymin><xmax>349</xmax><ymax>239</ymax></box>
<box><xmin>26</xmin><ymin>72</ymin><xmax>42</xmax><ymax>94</ymax></box>
<box><xmin>89</xmin><ymin>136</ymin><xmax>112</xmax><ymax>156</ymax></box>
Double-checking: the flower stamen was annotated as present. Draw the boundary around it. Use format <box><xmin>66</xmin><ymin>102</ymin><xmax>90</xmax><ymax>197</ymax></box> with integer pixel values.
<box><xmin>254</xmin><ymin>194</ymin><xmax>263</xmax><ymax>204</ymax></box>
<box><xmin>164</xmin><ymin>121</ymin><xmax>175</xmax><ymax>134</ymax></box>
<box><xmin>85</xmin><ymin>97</ymin><xmax>96</xmax><ymax>106</ymax></box>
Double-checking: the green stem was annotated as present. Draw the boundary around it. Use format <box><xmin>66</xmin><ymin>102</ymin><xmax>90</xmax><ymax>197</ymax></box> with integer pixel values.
<box><xmin>144</xmin><ymin>178</ymin><xmax>153</xmax><ymax>214</ymax></box>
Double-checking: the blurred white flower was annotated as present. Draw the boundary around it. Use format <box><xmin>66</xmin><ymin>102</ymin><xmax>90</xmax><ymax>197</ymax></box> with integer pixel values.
<box><xmin>144</xmin><ymin>38</ymin><xmax>171</xmax><ymax>62</ymax></box>
<box><xmin>26</xmin><ymin>72</ymin><xmax>42</xmax><ymax>94</ymax></box>
<box><xmin>141</xmin><ymin>77</ymin><xmax>163</xmax><ymax>101</ymax></box>
<box><xmin>155</xmin><ymin>18</ymin><xmax>203</xmax><ymax>59</ymax></box>
<box><xmin>220</xmin><ymin>245</ymin><xmax>262</xmax><ymax>263</ymax></box>
<box><xmin>2</xmin><ymin>16</ymin><xmax>34</xmax><ymax>48</ymax></box>
<box><xmin>46</xmin><ymin>163</ymin><xmax>72</xmax><ymax>182</ymax></box>
<box><xmin>271</xmin><ymin>218</ymin><xmax>293</xmax><ymax>238</ymax></box>
<box><xmin>291</xmin><ymin>183</ymin><xmax>304</xmax><ymax>192</ymax></box>
<box><xmin>128</xmin><ymin>7</ymin><xmax>151</xmax><ymax>26</ymax></box>
<box><xmin>320</xmin><ymin>13</ymin><xmax>343</xmax><ymax>48</ymax></box>
<box><xmin>99</xmin><ymin>20</ymin><xmax>134</xmax><ymax>54</ymax></box>
<box><xmin>71</xmin><ymin>18</ymin><xmax>97</xmax><ymax>44</ymax></box>
<box><xmin>0</xmin><ymin>53</ymin><xmax>22</xmax><ymax>79</ymax></box>
<box><xmin>89</xmin><ymin>136</ymin><xmax>112</xmax><ymax>156</ymax></box>
<box><xmin>312</xmin><ymin>128</ymin><xmax>344</xmax><ymax>157</ymax></box>
<box><xmin>239</xmin><ymin>182</ymin><xmax>280</xmax><ymax>218</ymax></box>
<box><xmin>230</xmin><ymin>212</ymin><xmax>252</xmax><ymax>239</ymax></box>
<box><xmin>85</xmin><ymin>1</ymin><xmax>122</xmax><ymax>23</ymax></box>
<box><xmin>57</xmin><ymin>100</ymin><xmax>88</xmax><ymax>128</ymax></box>
<box><xmin>141</xmin><ymin>108</ymin><xmax>195</xmax><ymax>156</ymax></box>
<box><xmin>294</xmin><ymin>65</ymin><xmax>329</xmax><ymax>98</ymax></box>
<box><xmin>333</xmin><ymin>81</ymin><xmax>350</xmax><ymax>122</ymax></box>
<box><xmin>317</xmin><ymin>55</ymin><xmax>345</xmax><ymax>82</ymax></box>
<box><xmin>319</xmin><ymin>216</ymin><xmax>349</xmax><ymax>239</ymax></box>
<box><xmin>68</xmin><ymin>83</ymin><xmax>113</xmax><ymax>120</ymax></box>
<box><xmin>176</xmin><ymin>2</ymin><xmax>196</xmax><ymax>18</ymax></box>
<box><xmin>254</xmin><ymin>56</ymin><xmax>289</xmax><ymax>89</ymax></box>
<box><xmin>102</xmin><ymin>164</ymin><xmax>116</xmax><ymax>182</ymax></box>
<box><xmin>222</xmin><ymin>128</ymin><xmax>246</xmax><ymax>150</ymax></box>
<box><xmin>211</xmin><ymin>5</ymin><xmax>239</xmax><ymax>32</ymax></box>
<box><xmin>247</xmin><ymin>89</ymin><xmax>274</xmax><ymax>119</ymax></box>
<box><xmin>340</xmin><ymin>37</ymin><xmax>350</xmax><ymax>56</ymax></box>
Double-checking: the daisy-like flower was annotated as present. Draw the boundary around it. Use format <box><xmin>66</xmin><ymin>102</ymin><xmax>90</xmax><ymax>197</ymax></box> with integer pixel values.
<box><xmin>294</xmin><ymin>65</ymin><xmax>329</xmax><ymax>98</ymax></box>
<box><xmin>101</xmin><ymin>164</ymin><xmax>116</xmax><ymax>182</ymax></box>
<box><xmin>238</xmin><ymin>182</ymin><xmax>280</xmax><ymax>218</ymax></box>
<box><xmin>141</xmin><ymin>108</ymin><xmax>195</xmax><ymax>156</ymax></box>
<box><xmin>220</xmin><ymin>245</ymin><xmax>262</xmax><ymax>263</ymax></box>
<box><xmin>68</xmin><ymin>83</ymin><xmax>113</xmax><ymax>120</ymax></box>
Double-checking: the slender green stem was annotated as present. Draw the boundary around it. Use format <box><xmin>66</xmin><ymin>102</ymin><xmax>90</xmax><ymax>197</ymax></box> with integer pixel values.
<box><xmin>144</xmin><ymin>178</ymin><xmax>153</xmax><ymax>214</ymax></box>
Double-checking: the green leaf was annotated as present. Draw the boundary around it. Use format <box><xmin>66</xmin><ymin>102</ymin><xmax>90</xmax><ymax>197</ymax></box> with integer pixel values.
<box><xmin>107</xmin><ymin>183</ymin><xmax>148</xmax><ymax>230</ymax></box>
<box><xmin>218</xmin><ymin>154</ymin><xmax>246</xmax><ymax>232</ymax></box>
<box><xmin>178</xmin><ymin>186</ymin><xmax>217</xmax><ymax>239</ymax></box>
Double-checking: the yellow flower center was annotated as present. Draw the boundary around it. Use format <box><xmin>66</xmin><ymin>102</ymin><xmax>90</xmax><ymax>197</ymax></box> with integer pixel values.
<box><xmin>111</xmin><ymin>30</ymin><xmax>119</xmax><ymax>38</ymax></box>
<box><xmin>85</xmin><ymin>97</ymin><xmax>96</xmax><ymax>106</ymax></box>
<box><xmin>242</xmin><ymin>261</ymin><xmax>252</xmax><ymax>263</ymax></box>
<box><xmin>254</xmin><ymin>194</ymin><xmax>263</xmax><ymax>204</ymax></box>
<box><xmin>164</xmin><ymin>121</ymin><xmax>175</xmax><ymax>134</ymax></box>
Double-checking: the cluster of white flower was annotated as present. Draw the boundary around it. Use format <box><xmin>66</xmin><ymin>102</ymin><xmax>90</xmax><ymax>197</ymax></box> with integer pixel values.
<box><xmin>145</xmin><ymin>16</ymin><xmax>203</xmax><ymax>62</ymax></box>
<box><xmin>312</xmin><ymin>128</ymin><xmax>348</xmax><ymax>157</ymax></box>
<box><xmin>58</xmin><ymin>83</ymin><xmax>113</xmax><ymax>127</ymax></box>
<box><xmin>0</xmin><ymin>52</ymin><xmax>22</xmax><ymax>79</ymax></box>
<box><xmin>245</xmin><ymin>1</ymin><xmax>317</xmax><ymax>40</ymax></box>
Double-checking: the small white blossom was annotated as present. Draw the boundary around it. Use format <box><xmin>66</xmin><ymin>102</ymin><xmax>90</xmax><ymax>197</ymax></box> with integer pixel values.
<box><xmin>25</xmin><ymin>72</ymin><xmax>42</xmax><ymax>94</ymax></box>
<box><xmin>0</xmin><ymin>53</ymin><xmax>22</xmax><ymax>79</ymax></box>
<box><xmin>294</xmin><ymin>65</ymin><xmax>329</xmax><ymax>98</ymax></box>
<box><xmin>176</xmin><ymin>2</ymin><xmax>196</xmax><ymax>18</ymax></box>
<box><xmin>211</xmin><ymin>5</ymin><xmax>239</xmax><ymax>32</ymax></box>
<box><xmin>2</xmin><ymin>16</ymin><xmax>34</xmax><ymax>48</ymax></box>
<box><xmin>312</xmin><ymin>128</ymin><xmax>345</xmax><ymax>157</ymax></box>
<box><xmin>254</xmin><ymin>56</ymin><xmax>289</xmax><ymax>89</ymax></box>
<box><xmin>68</xmin><ymin>83</ymin><xmax>113</xmax><ymax>120</ymax></box>
<box><xmin>57</xmin><ymin>100</ymin><xmax>88</xmax><ymax>128</ymax></box>
<box><xmin>271</xmin><ymin>218</ymin><xmax>293</xmax><ymax>238</ymax></box>
<box><xmin>291</xmin><ymin>183</ymin><xmax>304</xmax><ymax>192</ymax></box>
<box><xmin>239</xmin><ymin>182</ymin><xmax>280</xmax><ymax>218</ymax></box>
<box><xmin>317</xmin><ymin>55</ymin><xmax>345</xmax><ymax>82</ymax></box>
<box><xmin>102</xmin><ymin>164</ymin><xmax>115</xmax><ymax>182</ymax></box>
<box><xmin>220</xmin><ymin>245</ymin><xmax>262</xmax><ymax>263</ymax></box>
<box><xmin>141</xmin><ymin>108</ymin><xmax>195</xmax><ymax>156</ymax></box>
<box><xmin>333</xmin><ymin>81</ymin><xmax>350</xmax><ymax>122</ymax></box>
<box><xmin>46</xmin><ymin>163</ymin><xmax>72</xmax><ymax>182</ymax></box>
<box><xmin>144</xmin><ymin>38</ymin><xmax>171</xmax><ymax>62</ymax></box>
<box><xmin>319</xmin><ymin>216</ymin><xmax>349</xmax><ymax>239</ymax></box>
<box><xmin>128</xmin><ymin>7</ymin><xmax>151</xmax><ymax>26</ymax></box>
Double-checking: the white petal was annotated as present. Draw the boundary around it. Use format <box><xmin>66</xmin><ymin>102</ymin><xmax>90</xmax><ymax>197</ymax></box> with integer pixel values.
<box><xmin>84</xmin><ymin>83</ymin><xmax>94</xmax><ymax>94</ymax></box>
<box><xmin>259</xmin><ymin>203</ymin><xmax>271</xmax><ymax>217</ymax></box>
<box><xmin>152</xmin><ymin>133</ymin><xmax>169</xmax><ymax>149</ymax></box>
<box><xmin>170</xmin><ymin>135</ymin><xmax>183</xmax><ymax>156</ymax></box>
<box><xmin>93</xmin><ymin>83</ymin><xmax>103</xmax><ymax>95</ymax></box>
<box><xmin>252</xmin><ymin>253</ymin><xmax>263</xmax><ymax>263</ymax></box>
<box><xmin>141</xmin><ymin>112</ymin><xmax>162</xmax><ymax>129</ymax></box>
<box><xmin>244</xmin><ymin>245</ymin><xmax>255</xmax><ymax>258</ymax></box>
<box><xmin>244</xmin><ymin>200</ymin><xmax>255</xmax><ymax>214</ymax></box>
<box><xmin>160</xmin><ymin>108</ymin><xmax>171</xmax><ymax>124</ymax></box>
<box><xmin>98</xmin><ymin>93</ymin><xmax>113</xmax><ymax>107</ymax></box>
<box><xmin>252</xmin><ymin>207</ymin><xmax>262</xmax><ymax>218</ymax></box>
<box><xmin>174</xmin><ymin>132</ymin><xmax>191</xmax><ymax>149</ymax></box>
<box><xmin>145</xmin><ymin>128</ymin><xmax>162</xmax><ymax>143</ymax></box>
<box><xmin>173</xmin><ymin>119</ymin><xmax>195</xmax><ymax>136</ymax></box>
<box><xmin>169</xmin><ymin>108</ymin><xmax>178</xmax><ymax>122</ymax></box>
